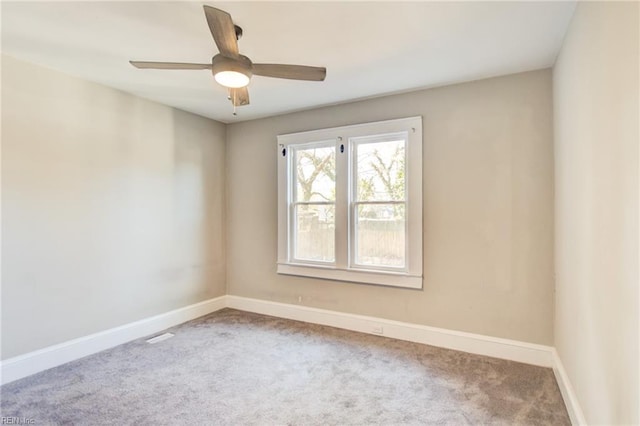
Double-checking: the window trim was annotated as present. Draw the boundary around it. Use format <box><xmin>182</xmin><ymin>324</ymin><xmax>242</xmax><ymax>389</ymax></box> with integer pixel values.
<box><xmin>277</xmin><ymin>116</ymin><xmax>423</xmax><ymax>289</ymax></box>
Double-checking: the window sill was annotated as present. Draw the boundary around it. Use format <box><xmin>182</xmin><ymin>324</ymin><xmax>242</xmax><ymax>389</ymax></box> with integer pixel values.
<box><xmin>277</xmin><ymin>263</ymin><xmax>422</xmax><ymax>289</ymax></box>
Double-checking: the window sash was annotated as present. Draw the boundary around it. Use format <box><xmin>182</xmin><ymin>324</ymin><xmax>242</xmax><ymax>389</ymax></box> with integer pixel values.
<box><xmin>290</xmin><ymin>201</ymin><xmax>336</xmax><ymax>265</ymax></box>
<box><xmin>291</xmin><ymin>140</ymin><xmax>336</xmax><ymax>204</ymax></box>
<box><xmin>350</xmin><ymin>201</ymin><xmax>408</xmax><ymax>272</ymax></box>
<box><xmin>288</xmin><ymin>140</ymin><xmax>337</xmax><ymax>265</ymax></box>
<box><xmin>349</xmin><ymin>133</ymin><xmax>409</xmax><ymax>272</ymax></box>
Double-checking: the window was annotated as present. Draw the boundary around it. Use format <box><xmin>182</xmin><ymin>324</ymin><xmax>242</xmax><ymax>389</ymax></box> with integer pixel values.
<box><xmin>277</xmin><ymin>117</ymin><xmax>422</xmax><ymax>289</ymax></box>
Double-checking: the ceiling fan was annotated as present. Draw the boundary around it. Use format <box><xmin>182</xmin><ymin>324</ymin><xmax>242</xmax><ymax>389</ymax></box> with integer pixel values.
<box><xmin>130</xmin><ymin>5</ymin><xmax>327</xmax><ymax>113</ymax></box>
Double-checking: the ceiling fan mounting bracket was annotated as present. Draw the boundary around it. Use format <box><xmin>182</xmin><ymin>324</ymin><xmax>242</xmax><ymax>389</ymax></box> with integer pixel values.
<box><xmin>234</xmin><ymin>25</ymin><xmax>243</xmax><ymax>41</ymax></box>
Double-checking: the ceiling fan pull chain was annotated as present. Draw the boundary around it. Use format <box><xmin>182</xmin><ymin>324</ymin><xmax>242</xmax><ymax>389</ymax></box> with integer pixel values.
<box><xmin>230</xmin><ymin>88</ymin><xmax>237</xmax><ymax>116</ymax></box>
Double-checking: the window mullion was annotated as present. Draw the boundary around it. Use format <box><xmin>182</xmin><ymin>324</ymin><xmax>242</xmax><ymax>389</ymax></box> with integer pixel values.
<box><xmin>334</xmin><ymin>138</ymin><xmax>349</xmax><ymax>269</ymax></box>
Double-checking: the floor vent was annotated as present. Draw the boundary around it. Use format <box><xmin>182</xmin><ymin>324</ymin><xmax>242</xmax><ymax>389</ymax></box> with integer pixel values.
<box><xmin>146</xmin><ymin>333</ymin><xmax>174</xmax><ymax>344</ymax></box>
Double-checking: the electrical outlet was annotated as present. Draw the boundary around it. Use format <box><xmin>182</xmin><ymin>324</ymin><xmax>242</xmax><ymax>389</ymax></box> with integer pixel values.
<box><xmin>372</xmin><ymin>326</ymin><xmax>384</xmax><ymax>335</ymax></box>
<box><xmin>297</xmin><ymin>296</ymin><xmax>303</xmax><ymax>303</ymax></box>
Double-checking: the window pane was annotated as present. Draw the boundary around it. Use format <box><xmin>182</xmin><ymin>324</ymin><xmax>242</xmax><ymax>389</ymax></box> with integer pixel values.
<box><xmin>356</xmin><ymin>139</ymin><xmax>405</xmax><ymax>202</ymax></box>
<box><xmin>295</xmin><ymin>146</ymin><xmax>335</xmax><ymax>202</ymax></box>
<box><xmin>295</xmin><ymin>204</ymin><xmax>335</xmax><ymax>262</ymax></box>
<box><xmin>355</xmin><ymin>203</ymin><xmax>405</xmax><ymax>268</ymax></box>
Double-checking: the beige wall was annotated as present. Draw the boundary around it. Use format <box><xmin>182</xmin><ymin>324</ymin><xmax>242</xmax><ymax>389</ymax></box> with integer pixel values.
<box><xmin>553</xmin><ymin>2</ymin><xmax>639</xmax><ymax>424</ymax></box>
<box><xmin>226</xmin><ymin>69</ymin><xmax>555</xmax><ymax>345</ymax></box>
<box><xmin>1</xmin><ymin>56</ymin><xmax>227</xmax><ymax>359</ymax></box>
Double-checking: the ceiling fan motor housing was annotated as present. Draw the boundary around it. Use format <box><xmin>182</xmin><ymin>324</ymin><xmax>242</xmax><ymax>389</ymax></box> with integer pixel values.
<box><xmin>212</xmin><ymin>54</ymin><xmax>253</xmax><ymax>83</ymax></box>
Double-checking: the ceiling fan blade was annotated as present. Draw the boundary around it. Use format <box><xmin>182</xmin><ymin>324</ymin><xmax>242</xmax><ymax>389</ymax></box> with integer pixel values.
<box><xmin>203</xmin><ymin>6</ymin><xmax>239</xmax><ymax>58</ymax></box>
<box><xmin>230</xmin><ymin>87</ymin><xmax>250</xmax><ymax>107</ymax></box>
<box><xmin>130</xmin><ymin>61</ymin><xmax>212</xmax><ymax>70</ymax></box>
<box><xmin>252</xmin><ymin>64</ymin><xmax>326</xmax><ymax>81</ymax></box>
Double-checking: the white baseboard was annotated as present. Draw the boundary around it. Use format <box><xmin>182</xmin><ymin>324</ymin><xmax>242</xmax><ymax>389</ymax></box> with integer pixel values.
<box><xmin>225</xmin><ymin>295</ymin><xmax>554</xmax><ymax>368</ymax></box>
<box><xmin>551</xmin><ymin>349</ymin><xmax>587</xmax><ymax>425</ymax></box>
<box><xmin>3</xmin><ymin>293</ymin><xmax>583</xmax><ymax>426</ymax></box>
<box><xmin>0</xmin><ymin>296</ymin><xmax>226</xmax><ymax>385</ymax></box>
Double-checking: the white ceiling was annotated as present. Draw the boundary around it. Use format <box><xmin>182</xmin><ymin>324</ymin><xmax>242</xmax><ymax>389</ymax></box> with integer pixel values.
<box><xmin>1</xmin><ymin>1</ymin><xmax>576</xmax><ymax>123</ymax></box>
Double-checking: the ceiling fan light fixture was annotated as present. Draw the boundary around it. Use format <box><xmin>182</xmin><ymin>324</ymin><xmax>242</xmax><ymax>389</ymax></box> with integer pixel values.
<box><xmin>211</xmin><ymin>54</ymin><xmax>252</xmax><ymax>89</ymax></box>
<box><xmin>214</xmin><ymin>70</ymin><xmax>250</xmax><ymax>88</ymax></box>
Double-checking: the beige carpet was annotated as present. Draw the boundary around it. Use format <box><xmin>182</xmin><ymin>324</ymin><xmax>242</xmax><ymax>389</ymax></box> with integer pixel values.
<box><xmin>1</xmin><ymin>309</ymin><xmax>570</xmax><ymax>425</ymax></box>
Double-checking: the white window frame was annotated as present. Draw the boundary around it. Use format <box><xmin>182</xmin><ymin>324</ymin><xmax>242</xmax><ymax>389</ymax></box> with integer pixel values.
<box><xmin>277</xmin><ymin>116</ymin><xmax>423</xmax><ymax>289</ymax></box>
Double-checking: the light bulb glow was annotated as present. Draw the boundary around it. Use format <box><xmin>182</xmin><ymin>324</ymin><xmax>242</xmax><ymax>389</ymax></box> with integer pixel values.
<box><xmin>214</xmin><ymin>70</ymin><xmax>250</xmax><ymax>88</ymax></box>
